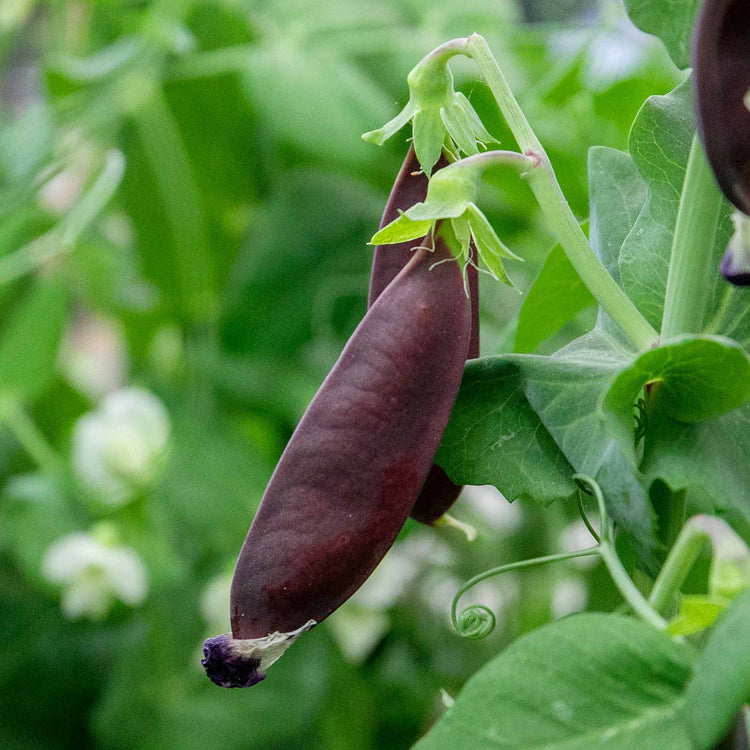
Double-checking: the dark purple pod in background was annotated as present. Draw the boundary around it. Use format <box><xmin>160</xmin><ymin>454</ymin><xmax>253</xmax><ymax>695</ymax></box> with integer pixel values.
<box><xmin>202</xmin><ymin>234</ymin><xmax>471</xmax><ymax>688</ymax></box>
<box><xmin>720</xmin><ymin>211</ymin><xmax>750</xmax><ymax>285</ymax></box>
<box><xmin>370</xmin><ymin>147</ymin><xmax>480</xmax><ymax>524</ymax></box>
<box><xmin>693</xmin><ymin>0</ymin><xmax>750</xmax><ymax>216</ymax></box>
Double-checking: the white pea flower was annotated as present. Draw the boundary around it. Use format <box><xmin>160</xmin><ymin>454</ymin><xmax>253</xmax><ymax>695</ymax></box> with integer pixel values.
<box><xmin>42</xmin><ymin>527</ymin><xmax>148</xmax><ymax>620</ymax></box>
<box><xmin>72</xmin><ymin>387</ymin><xmax>171</xmax><ymax>506</ymax></box>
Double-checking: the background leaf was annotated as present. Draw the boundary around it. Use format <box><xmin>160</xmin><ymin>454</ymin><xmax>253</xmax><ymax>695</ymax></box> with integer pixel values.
<box><xmin>514</xmin><ymin>237</ymin><xmax>595</xmax><ymax>353</ymax></box>
<box><xmin>0</xmin><ymin>278</ymin><xmax>67</xmax><ymax>400</ymax></box>
<box><xmin>623</xmin><ymin>0</ymin><xmax>700</xmax><ymax>70</ymax></box>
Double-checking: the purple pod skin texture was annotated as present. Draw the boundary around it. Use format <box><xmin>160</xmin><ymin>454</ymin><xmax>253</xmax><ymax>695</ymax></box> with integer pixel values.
<box><xmin>369</xmin><ymin>146</ymin><xmax>480</xmax><ymax>525</ymax></box>
<box><xmin>202</xmin><ymin>236</ymin><xmax>470</xmax><ymax>687</ymax></box>
<box><xmin>694</xmin><ymin>0</ymin><xmax>750</xmax><ymax>216</ymax></box>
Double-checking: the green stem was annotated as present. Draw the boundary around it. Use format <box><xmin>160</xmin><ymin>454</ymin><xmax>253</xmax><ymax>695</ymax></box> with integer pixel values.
<box><xmin>599</xmin><ymin>541</ymin><xmax>668</xmax><ymax>630</ymax></box>
<box><xmin>450</xmin><ymin>150</ymin><xmax>537</xmax><ymax>174</ymax></box>
<box><xmin>574</xmin><ymin>474</ymin><xmax>667</xmax><ymax>629</ymax></box>
<box><xmin>1</xmin><ymin>401</ymin><xmax>64</xmax><ymax>475</ymax></box>
<box><xmin>663</xmin><ymin>489</ymin><xmax>687</xmax><ymax>550</ymax></box>
<box><xmin>649</xmin><ymin>522</ymin><xmax>711</xmax><ymax>617</ymax></box>
<box><xmin>451</xmin><ymin>546</ymin><xmax>601</xmax><ymax>629</ymax></box>
<box><xmin>661</xmin><ymin>134</ymin><xmax>724</xmax><ymax>339</ymax></box>
<box><xmin>466</xmin><ymin>34</ymin><xmax>657</xmax><ymax>351</ymax></box>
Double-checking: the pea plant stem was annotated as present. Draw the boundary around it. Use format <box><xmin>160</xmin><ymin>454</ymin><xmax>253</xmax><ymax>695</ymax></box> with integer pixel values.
<box><xmin>598</xmin><ymin>541</ymin><xmax>668</xmax><ymax>630</ymax></box>
<box><xmin>574</xmin><ymin>474</ymin><xmax>667</xmax><ymax>630</ymax></box>
<box><xmin>648</xmin><ymin>521</ymin><xmax>711</xmax><ymax>617</ymax></box>
<box><xmin>451</xmin><ymin>547</ymin><xmax>601</xmax><ymax>631</ymax></box>
<box><xmin>661</xmin><ymin>134</ymin><xmax>724</xmax><ymax>340</ymax></box>
<box><xmin>466</xmin><ymin>34</ymin><xmax>658</xmax><ymax>352</ymax></box>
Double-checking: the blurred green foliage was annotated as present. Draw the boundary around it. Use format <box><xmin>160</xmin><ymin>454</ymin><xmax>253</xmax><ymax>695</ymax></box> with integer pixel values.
<box><xmin>0</xmin><ymin>1</ymin><xmax>679</xmax><ymax>747</ymax></box>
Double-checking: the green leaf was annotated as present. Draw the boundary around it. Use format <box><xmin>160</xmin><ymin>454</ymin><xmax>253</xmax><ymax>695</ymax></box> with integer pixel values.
<box><xmin>514</xmin><ymin>240</ymin><xmax>595</xmax><ymax>353</ymax></box>
<box><xmin>435</xmin><ymin>356</ymin><xmax>578</xmax><ymax>507</ymax></box>
<box><xmin>243</xmin><ymin>42</ymin><xmax>393</xmax><ymax>169</ymax></box>
<box><xmin>414</xmin><ymin>613</ymin><xmax>693</xmax><ymax>750</ymax></box>
<box><xmin>616</xmin><ymin>80</ymin><xmax>735</xmax><ymax>333</ymax></box>
<box><xmin>623</xmin><ymin>0</ymin><xmax>700</xmax><ymax>70</ymax></box>
<box><xmin>683</xmin><ymin>590</ymin><xmax>750</xmax><ymax>749</ymax></box>
<box><xmin>666</xmin><ymin>594</ymin><xmax>729</xmax><ymax>637</ymax></box>
<box><xmin>619</xmin><ymin>79</ymin><xmax>691</xmax><ymax>328</ymax></box>
<box><xmin>438</xmin><ymin>331</ymin><xmax>660</xmax><ymax>565</ymax></box>
<box><xmin>588</xmin><ymin>146</ymin><xmax>647</xmax><ymax>338</ymax></box>
<box><xmin>127</xmin><ymin>88</ymin><xmax>218</xmax><ymax>322</ymax></box>
<box><xmin>0</xmin><ymin>278</ymin><xmax>67</xmax><ymax>400</ymax></box>
<box><xmin>601</xmin><ymin>338</ymin><xmax>750</xmax><ymax>451</ymax></box>
<box><xmin>705</xmin><ymin>283</ymin><xmax>750</xmax><ymax>348</ymax></box>
<box><xmin>642</xmin><ymin>403</ymin><xmax>750</xmax><ymax>527</ymax></box>
<box><xmin>370</xmin><ymin>213</ymin><xmax>433</xmax><ymax>246</ymax></box>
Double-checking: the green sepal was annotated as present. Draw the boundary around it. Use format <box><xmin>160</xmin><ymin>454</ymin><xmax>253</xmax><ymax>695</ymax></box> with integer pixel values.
<box><xmin>440</xmin><ymin>102</ymin><xmax>479</xmax><ymax>156</ymax></box>
<box><xmin>455</xmin><ymin>91</ymin><xmax>496</xmax><ymax>144</ymax></box>
<box><xmin>406</xmin><ymin>162</ymin><xmax>481</xmax><ymax>221</ymax></box>
<box><xmin>450</xmin><ymin>213</ymin><xmax>472</xmax><ymax>263</ymax></box>
<box><xmin>370</xmin><ymin>212</ymin><xmax>433</xmax><ymax>245</ymax></box>
<box><xmin>412</xmin><ymin>107</ymin><xmax>445</xmax><ymax>176</ymax></box>
<box><xmin>361</xmin><ymin>100</ymin><xmax>415</xmax><ymax>146</ymax></box>
<box><xmin>466</xmin><ymin>203</ymin><xmax>520</xmax><ymax>288</ymax></box>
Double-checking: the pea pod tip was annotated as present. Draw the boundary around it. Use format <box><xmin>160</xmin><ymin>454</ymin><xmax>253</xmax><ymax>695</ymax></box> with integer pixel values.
<box><xmin>202</xmin><ymin>620</ymin><xmax>316</xmax><ymax>688</ymax></box>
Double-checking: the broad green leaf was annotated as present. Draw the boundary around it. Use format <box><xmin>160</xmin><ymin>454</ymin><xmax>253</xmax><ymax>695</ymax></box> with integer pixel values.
<box><xmin>587</xmin><ymin>146</ymin><xmax>647</xmax><ymax>339</ymax></box>
<box><xmin>370</xmin><ymin>214</ymin><xmax>433</xmax><ymax>246</ymax></box>
<box><xmin>619</xmin><ymin>79</ymin><xmax>734</xmax><ymax>331</ymax></box>
<box><xmin>521</xmin><ymin>331</ymin><xmax>659</xmax><ymax>566</ymax></box>
<box><xmin>514</xmin><ymin>240</ymin><xmax>595</xmax><ymax>353</ymax></box>
<box><xmin>619</xmin><ymin>79</ymin><xmax>692</xmax><ymax>328</ymax></box>
<box><xmin>683</xmin><ymin>590</ymin><xmax>750</xmax><ymax>749</ymax></box>
<box><xmin>601</xmin><ymin>338</ymin><xmax>750</xmax><ymax>452</ymax></box>
<box><xmin>414</xmin><ymin>613</ymin><xmax>693</xmax><ymax>750</ymax></box>
<box><xmin>642</xmin><ymin>403</ymin><xmax>750</xmax><ymax>527</ymax></box>
<box><xmin>434</xmin><ymin>356</ymin><xmax>578</xmax><ymax>506</ymax></box>
<box><xmin>705</xmin><ymin>283</ymin><xmax>750</xmax><ymax>348</ymax></box>
<box><xmin>0</xmin><ymin>278</ymin><xmax>67</xmax><ymax>399</ymax></box>
<box><xmin>439</xmin><ymin>331</ymin><xmax>660</xmax><ymax>565</ymax></box>
<box><xmin>588</xmin><ymin>148</ymin><xmax>647</xmax><ymax>284</ymax></box>
<box><xmin>666</xmin><ymin>595</ymin><xmax>729</xmax><ymax>637</ymax></box>
<box><xmin>623</xmin><ymin>0</ymin><xmax>700</xmax><ymax>70</ymax></box>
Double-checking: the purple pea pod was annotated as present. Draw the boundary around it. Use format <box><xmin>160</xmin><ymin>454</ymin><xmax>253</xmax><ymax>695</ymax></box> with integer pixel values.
<box><xmin>370</xmin><ymin>146</ymin><xmax>479</xmax><ymax>524</ymax></box>
<box><xmin>202</xmin><ymin>234</ymin><xmax>471</xmax><ymax>687</ymax></box>
<box><xmin>694</xmin><ymin>0</ymin><xmax>750</xmax><ymax>215</ymax></box>
<box><xmin>693</xmin><ymin>0</ymin><xmax>750</xmax><ymax>284</ymax></box>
